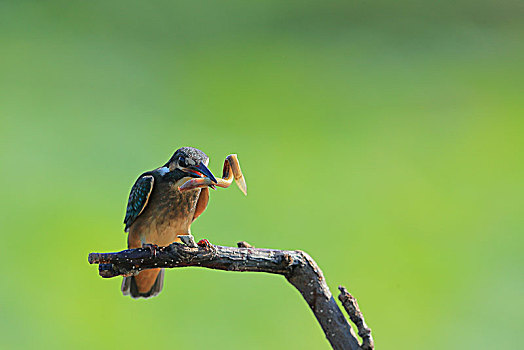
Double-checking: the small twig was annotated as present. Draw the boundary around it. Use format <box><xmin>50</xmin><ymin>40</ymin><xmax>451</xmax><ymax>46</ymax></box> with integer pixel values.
<box><xmin>338</xmin><ymin>286</ymin><xmax>374</xmax><ymax>350</ymax></box>
<box><xmin>89</xmin><ymin>238</ymin><xmax>368</xmax><ymax>350</ymax></box>
<box><xmin>237</xmin><ymin>241</ymin><xmax>254</xmax><ymax>248</ymax></box>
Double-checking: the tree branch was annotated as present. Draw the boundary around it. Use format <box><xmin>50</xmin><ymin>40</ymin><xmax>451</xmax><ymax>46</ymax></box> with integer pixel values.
<box><xmin>338</xmin><ymin>286</ymin><xmax>374</xmax><ymax>350</ymax></box>
<box><xmin>88</xmin><ymin>237</ymin><xmax>371</xmax><ymax>350</ymax></box>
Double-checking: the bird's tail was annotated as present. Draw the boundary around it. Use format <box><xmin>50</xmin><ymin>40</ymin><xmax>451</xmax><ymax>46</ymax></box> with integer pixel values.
<box><xmin>121</xmin><ymin>268</ymin><xmax>164</xmax><ymax>299</ymax></box>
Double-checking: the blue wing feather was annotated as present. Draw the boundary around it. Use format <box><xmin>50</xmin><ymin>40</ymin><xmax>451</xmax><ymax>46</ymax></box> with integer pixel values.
<box><xmin>124</xmin><ymin>174</ymin><xmax>154</xmax><ymax>232</ymax></box>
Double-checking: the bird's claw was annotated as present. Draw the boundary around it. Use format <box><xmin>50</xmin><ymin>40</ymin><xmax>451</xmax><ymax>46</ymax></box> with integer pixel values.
<box><xmin>197</xmin><ymin>239</ymin><xmax>212</xmax><ymax>249</ymax></box>
<box><xmin>142</xmin><ymin>243</ymin><xmax>159</xmax><ymax>257</ymax></box>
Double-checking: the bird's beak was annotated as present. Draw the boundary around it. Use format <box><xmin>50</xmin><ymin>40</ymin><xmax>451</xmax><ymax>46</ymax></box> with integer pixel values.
<box><xmin>188</xmin><ymin>162</ymin><xmax>217</xmax><ymax>184</ymax></box>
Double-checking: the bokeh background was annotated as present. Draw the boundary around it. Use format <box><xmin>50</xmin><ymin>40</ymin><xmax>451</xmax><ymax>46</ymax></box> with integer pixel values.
<box><xmin>1</xmin><ymin>1</ymin><xmax>522</xmax><ymax>349</ymax></box>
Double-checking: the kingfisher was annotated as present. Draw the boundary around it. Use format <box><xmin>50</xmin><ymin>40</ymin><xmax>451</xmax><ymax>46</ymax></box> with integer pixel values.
<box><xmin>121</xmin><ymin>147</ymin><xmax>247</xmax><ymax>299</ymax></box>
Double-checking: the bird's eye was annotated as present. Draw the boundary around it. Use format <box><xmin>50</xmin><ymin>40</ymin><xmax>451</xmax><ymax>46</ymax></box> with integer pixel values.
<box><xmin>178</xmin><ymin>156</ymin><xmax>187</xmax><ymax>167</ymax></box>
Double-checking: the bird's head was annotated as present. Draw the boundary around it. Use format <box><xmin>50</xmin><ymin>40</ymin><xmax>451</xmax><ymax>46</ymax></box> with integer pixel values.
<box><xmin>165</xmin><ymin>147</ymin><xmax>217</xmax><ymax>183</ymax></box>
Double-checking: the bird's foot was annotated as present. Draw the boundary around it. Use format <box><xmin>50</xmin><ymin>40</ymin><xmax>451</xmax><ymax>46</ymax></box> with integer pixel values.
<box><xmin>197</xmin><ymin>239</ymin><xmax>212</xmax><ymax>249</ymax></box>
<box><xmin>142</xmin><ymin>243</ymin><xmax>159</xmax><ymax>257</ymax></box>
<box><xmin>178</xmin><ymin>234</ymin><xmax>198</xmax><ymax>248</ymax></box>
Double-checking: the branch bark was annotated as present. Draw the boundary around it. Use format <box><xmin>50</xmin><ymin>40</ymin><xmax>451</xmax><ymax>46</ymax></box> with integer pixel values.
<box><xmin>88</xmin><ymin>238</ymin><xmax>372</xmax><ymax>350</ymax></box>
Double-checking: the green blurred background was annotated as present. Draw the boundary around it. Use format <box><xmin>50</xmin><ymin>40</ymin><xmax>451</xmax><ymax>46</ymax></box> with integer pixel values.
<box><xmin>1</xmin><ymin>1</ymin><xmax>522</xmax><ymax>349</ymax></box>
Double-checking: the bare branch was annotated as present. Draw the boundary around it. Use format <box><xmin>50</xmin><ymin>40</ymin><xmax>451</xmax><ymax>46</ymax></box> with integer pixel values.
<box><xmin>88</xmin><ymin>239</ymin><xmax>368</xmax><ymax>350</ymax></box>
<box><xmin>338</xmin><ymin>286</ymin><xmax>374</xmax><ymax>350</ymax></box>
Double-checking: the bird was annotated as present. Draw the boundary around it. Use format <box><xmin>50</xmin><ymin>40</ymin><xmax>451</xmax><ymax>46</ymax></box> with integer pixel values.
<box><xmin>121</xmin><ymin>147</ymin><xmax>246</xmax><ymax>299</ymax></box>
